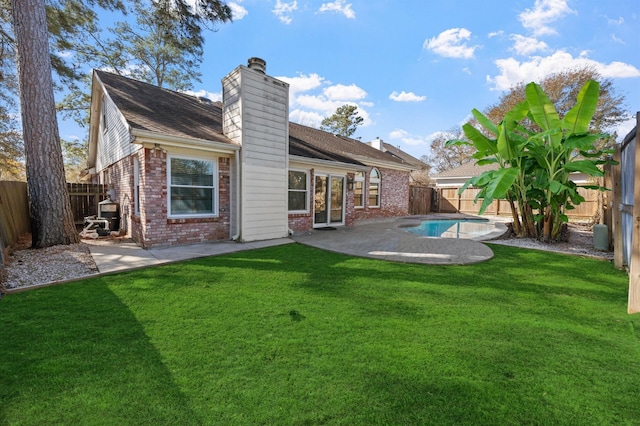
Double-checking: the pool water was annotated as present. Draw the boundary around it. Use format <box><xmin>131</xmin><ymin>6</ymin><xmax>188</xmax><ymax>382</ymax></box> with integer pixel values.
<box><xmin>404</xmin><ymin>219</ymin><xmax>495</xmax><ymax>239</ymax></box>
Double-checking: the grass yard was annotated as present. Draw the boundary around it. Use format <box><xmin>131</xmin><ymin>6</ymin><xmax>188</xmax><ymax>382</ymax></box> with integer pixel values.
<box><xmin>1</xmin><ymin>243</ymin><xmax>638</xmax><ymax>425</ymax></box>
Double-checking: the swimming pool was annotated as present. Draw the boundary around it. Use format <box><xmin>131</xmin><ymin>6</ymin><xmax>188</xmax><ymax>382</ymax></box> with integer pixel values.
<box><xmin>403</xmin><ymin>219</ymin><xmax>496</xmax><ymax>239</ymax></box>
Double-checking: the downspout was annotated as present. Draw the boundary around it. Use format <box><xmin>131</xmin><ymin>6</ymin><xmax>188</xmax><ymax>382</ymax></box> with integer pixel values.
<box><xmin>231</xmin><ymin>151</ymin><xmax>241</xmax><ymax>241</ymax></box>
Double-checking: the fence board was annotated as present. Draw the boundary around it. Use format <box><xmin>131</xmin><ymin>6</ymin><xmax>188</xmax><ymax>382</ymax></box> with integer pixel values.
<box><xmin>0</xmin><ymin>181</ymin><xmax>30</xmax><ymax>249</ymax></box>
<box><xmin>67</xmin><ymin>183</ymin><xmax>108</xmax><ymax>224</ymax></box>
<box><xmin>409</xmin><ymin>186</ymin><xmax>434</xmax><ymax>215</ymax></box>
<box><xmin>437</xmin><ymin>186</ymin><xmax>599</xmax><ymax>220</ymax></box>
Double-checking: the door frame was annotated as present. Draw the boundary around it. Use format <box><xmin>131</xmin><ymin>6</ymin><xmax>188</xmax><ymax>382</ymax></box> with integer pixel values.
<box><xmin>313</xmin><ymin>173</ymin><xmax>346</xmax><ymax>228</ymax></box>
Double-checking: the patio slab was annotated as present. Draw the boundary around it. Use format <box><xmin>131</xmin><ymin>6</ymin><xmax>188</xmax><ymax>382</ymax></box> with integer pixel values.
<box><xmin>292</xmin><ymin>215</ymin><xmax>504</xmax><ymax>265</ymax></box>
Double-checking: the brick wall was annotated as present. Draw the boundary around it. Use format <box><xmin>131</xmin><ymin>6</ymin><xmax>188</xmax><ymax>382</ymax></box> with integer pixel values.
<box><xmin>354</xmin><ymin>167</ymin><xmax>409</xmax><ymax>223</ymax></box>
<box><xmin>109</xmin><ymin>148</ymin><xmax>232</xmax><ymax>248</ymax></box>
<box><xmin>287</xmin><ymin>168</ymin><xmax>409</xmax><ymax>232</ymax></box>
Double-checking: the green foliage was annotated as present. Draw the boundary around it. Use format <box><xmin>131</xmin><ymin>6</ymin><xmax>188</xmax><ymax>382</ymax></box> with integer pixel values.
<box><xmin>0</xmin><ymin>244</ymin><xmax>635</xmax><ymax>424</ymax></box>
<box><xmin>448</xmin><ymin>80</ymin><xmax>615</xmax><ymax>241</ymax></box>
<box><xmin>320</xmin><ymin>104</ymin><xmax>364</xmax><ymax>137</ymax></box>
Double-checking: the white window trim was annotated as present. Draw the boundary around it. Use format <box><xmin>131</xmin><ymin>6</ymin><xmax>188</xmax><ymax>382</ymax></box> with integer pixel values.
<box><xmin>288</xmin><ymin>169</ymin><xmax>310</xmax><ymax>213</ymax></box>
<box><xmin>369</xmin><ymin>168</ymin><xmax>381</xmax><ymax>209</ymax></box>
<box><xmin>354</xmin><ymin>171</ymin><xmax>365</xmax><ymax>209</ymax></box>
<box><xmin>167</xmin><ymin>154</ymin><xmax>218</xmax><ymax>218</ymax></box>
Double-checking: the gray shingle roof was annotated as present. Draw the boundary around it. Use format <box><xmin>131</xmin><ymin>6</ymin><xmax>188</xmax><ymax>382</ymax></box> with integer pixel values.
<box><xmin>432</xmin><ymin>161</ymin><xmax>498</xmax><ymax>179</ymax></box>
<box><xmin>95</xmin><ymin>70</ymin><xmax>236</xmax><ymax>146</ymax></box>
<box><xmin>96</xmin><ymin>70</ymin><xmax>411</xmax><ymax>169</ymax></box>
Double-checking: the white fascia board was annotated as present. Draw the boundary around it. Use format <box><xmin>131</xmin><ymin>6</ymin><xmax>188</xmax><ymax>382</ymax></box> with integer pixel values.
<box><xmin>350</xmin><ymin>155</ymin><xmax>415</xmax><ymax>172</ymax></box>
<box><xmin>131</xmin><ymin>129</ymin><xmax>240</xmax><ymax>154</ymax></box>
<box><xmin>288</xmin><ymin>155</ymin><xmax>368</xmax><ymax>171</ymax></box>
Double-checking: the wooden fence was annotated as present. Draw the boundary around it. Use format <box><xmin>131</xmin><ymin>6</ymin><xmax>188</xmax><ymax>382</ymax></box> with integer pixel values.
<box><xmin>436</xmin><ymin>186</ymin><xmax>599</xmax><ymax>220</ymax></box>
<box><xmin>409</xmin><ymin>186</ymin><xmax>434</xmax><ymax>215</ymax></box>
<box><xmin>0</xmin><ymin>181</ymin><xmax>30</xmax><ymax>249</ymax></box>
<box><xmin>612</xmin><ymin>112</ymin><xmax>639</xmax><ymax>313</ymax></box>
<box><xmin>0</xmin><ymin>181</ymin><xmax>30</xmax><ymax>274</ymax></box>
<box><xmin>67</xmin><ymin>183</ymin><xmax>108</xmax><ymax>224</ymax></box>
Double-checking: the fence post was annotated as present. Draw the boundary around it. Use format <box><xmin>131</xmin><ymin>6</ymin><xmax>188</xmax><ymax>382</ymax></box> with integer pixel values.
<box><xmin>628</xmin><ymin>112</ymin><xmax>640</xmax><ymax>314</ymax></box>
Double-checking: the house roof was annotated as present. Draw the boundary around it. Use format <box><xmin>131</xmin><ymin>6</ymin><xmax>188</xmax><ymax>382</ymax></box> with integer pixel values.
<box><xmin>432</xmin><ymin>161</ymin><xmax>498</xmax><ymax>179</ymax></box>
<box><xmin>367</xmin><ymin>141</ymin><xmax>428</xmax><ymax>170</ymax></box>
<box><xmin>94</xmin><ymin>70</ymin><xmax>413</xmax><ymax>170</ymax></box>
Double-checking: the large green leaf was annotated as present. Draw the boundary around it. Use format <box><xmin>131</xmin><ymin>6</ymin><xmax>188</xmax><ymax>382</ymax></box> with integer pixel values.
<box><xmin>563</xmin><ymin>133</ymin><xmax>607</xmax><ymax>151</ymax></box>
<box><xmin>471</xmin><ymin>108</ymin><xmax>498</xmax><ymax>136</ymax></box>
<box><xmin>563</xmin><ymin>160</ymin><xmax>604</xmax><ymax>177</ymax></box>
<box><xmin>526</xmin><ymin>82</ymin><xmax>562</xmax><ymax>147</ymax></box>
<box><xmin>462</xmin><ymin>123</ymin><xmax>497</xmax><ymax>155</ymax></box>
<box><xmin>503</xmin><ymin>100</ymin><xmax>530</xmax><ymax>129</ymax></box>
<box><xmin>562</xmin><ymin>80</ymin><xmax>600</xmax><ymax>134</ymax></box>
<box><xmin>476</xmin><ymin>167</ymin><xmax>518</xmax><ymax>215</ymax></box>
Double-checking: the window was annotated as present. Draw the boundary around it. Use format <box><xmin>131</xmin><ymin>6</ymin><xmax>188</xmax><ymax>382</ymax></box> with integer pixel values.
<box><xmin>288</xmin><ymin>170</ymin><xmax>308</xmax><ymax>212</ymax></box>
<box><xmin>353</xmin><ymin>171</ymin><xmax>365</xmax><ymax>208</ymax></box>
<box><xmin>168</xmin><ymin>156</ymin><xmax>216</xmax><ymax>217</ymax></box>
<box><xmin>369</xmin><ymin>168</ymin><xmax>380</xmax><ymax>208</ymax></box>
<box><xmin>133</xmin><ymin>156</ymin><xmax>140</xmax><ymax>215</ymax></box>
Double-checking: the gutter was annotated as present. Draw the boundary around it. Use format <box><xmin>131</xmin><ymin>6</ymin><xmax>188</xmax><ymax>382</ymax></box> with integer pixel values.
<box><xmin>131</xmin><ymin>129</ymin><xmax>240</xmax><ymax>154</ymax></box>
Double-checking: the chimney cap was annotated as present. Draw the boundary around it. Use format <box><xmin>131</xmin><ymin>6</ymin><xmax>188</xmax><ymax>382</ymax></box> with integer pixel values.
<box><xmin>247</xmin><ymin>57</ymin><xmax>266</xmax><ymax>73</ymax></box>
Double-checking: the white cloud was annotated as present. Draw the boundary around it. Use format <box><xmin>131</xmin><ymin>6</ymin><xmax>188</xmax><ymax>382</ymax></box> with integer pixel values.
<box><xmin>487</xmin><ymin>50</ymin><xmax>640</xmax><ymax>91</ymax></box>
<box><xmin>389</xmin><ymin>91</ymin><xmax>426</xmax><ymax>102</ymax></box>
<box><xmin>616</xmin><ymin>116</ymin><xmax>636</xmax><ymax>141</ymax></box>
<box><xmin>228</xmin><ymin>2</ymin><xmax>248</xmax><ymax>20</ymax></box>
<box><xmin>182</xmin><ymin>89</ymin><xmax>222</xmax><ymax>102</ymax></box>
<box><xmin>424</xmin><ymin>28</ymin><xmax>479</xmax><ymax>59</ymax></box>
<box><xmin>279</xmin><ymin>74</ymin><xmax>372</xmax><ymax>128</ymax></box>
<box><xmin>323</xmin><ymin>84</ymin><xmax>367</xmax><ymax>101</ymax></box>
<box><xmin>318</xmin><ymin>0</ymin><xmax>355</xmax><ymax>19</ymax></box>
<box><xmin>488</xmin><ymin>30</ymin><xmax>504</xmax><ymax>38</ymax></box>
<box><xmin>289</xmin><ymin>109</ymin><xmax>325</xmax><ymax>128</ymax></box>
<box><xmin>273</xmin><ymin>0</ymin><xmax>297</xmax><ymax>24</ymax></box>
<box><xmin>510</xmin><ymin>34</ymin><xmax>549</xmax><ymax>55</ymax></box>
<box><xmin>388</xmin><ymin>128</ymin><xmax>429</xmax><ymax>146</ymax></box>
<box><xmin>607</xmin><ymin>16</ymin><xmax>624</xmax><ymax>25</ymax></box>
<box><xmin>611</xmin><ymin>34</ymin><xmax>625</xmax><ymax>44</ymax></box>
<box><xmin>518</xmin><ymin>0</ymin><xmax>576</xmax><ymax>36</ymax></box>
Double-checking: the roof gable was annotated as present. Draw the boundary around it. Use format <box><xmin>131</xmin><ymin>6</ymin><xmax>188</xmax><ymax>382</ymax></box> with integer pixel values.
<box><xmin>94</xmin><ymin>70</ymin><xmax>414</xmax><ymax>170</ymax></box>
<box><xmin>95</xmin><ymin>70</ymin><xmax>236</xmax><ymax>146</ymax></box>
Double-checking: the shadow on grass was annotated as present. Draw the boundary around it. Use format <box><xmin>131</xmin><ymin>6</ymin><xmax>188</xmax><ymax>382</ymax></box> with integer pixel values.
<box><xmin>181</xmin><ymin>243</ymin><xmax>628</xmax><ymax>307</ymax></box>
<box><xmin>0</xmin><ymin>280</ymin><xmax>202</xmax><ymax>425</ymax></box>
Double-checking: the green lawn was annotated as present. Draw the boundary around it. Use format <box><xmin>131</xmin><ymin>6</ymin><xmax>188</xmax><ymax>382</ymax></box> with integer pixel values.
<box><xmin>1</xmin><ymin>243</ymin><xmax>638</xmax><ymax>425</ymax></box>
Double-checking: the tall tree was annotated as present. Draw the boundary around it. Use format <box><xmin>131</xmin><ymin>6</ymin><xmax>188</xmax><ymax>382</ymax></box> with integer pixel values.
<box><xmin>424</xmin><ymin>126</ymin><xmax>475</xmax><ymax>173</ymax></box>
<box><xmin>0</xmin><ymin>1</ymin><xmax>24</xmax><ymax>180</ymax></box>
<box><xmin>321</xmin><ymin>104</ymin><xmax>364</xmax><ymax>137</ymax></box>
<box><xmin>11</xmin><ymin>0</ymin><xmax>78</xmax><ymax>246</ymax></box>
<box><xmin>5</xmin><ymin>0</ymin><xmax>233</xmax><ymax>246</ymax></box>
<box><xmin>484</xmin><ymin>66</ymin><xmax>628</xmax><ymax>149</ymax></box>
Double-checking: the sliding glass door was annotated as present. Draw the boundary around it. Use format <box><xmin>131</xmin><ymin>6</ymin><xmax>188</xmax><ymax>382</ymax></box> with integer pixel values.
<box><xmin>314</xmin><ymin>174</ymin><xmax>344</xmax><ymax>227</ymax></box>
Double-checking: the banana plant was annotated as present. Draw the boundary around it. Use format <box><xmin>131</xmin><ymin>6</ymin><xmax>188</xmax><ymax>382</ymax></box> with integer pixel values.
<box><xmin>447</xmin><ymin>79</ymin><xmax>614</xmax><ymax>241</ymax></box>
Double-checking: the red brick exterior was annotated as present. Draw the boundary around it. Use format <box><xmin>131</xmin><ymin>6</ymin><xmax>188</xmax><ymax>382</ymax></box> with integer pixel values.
<box><xmin>106</xmin><ymin>148</ymin><xmax>231</xmax><ymax>248</ymax></box>
<box><xmin>105</xmin><ymin>155</ymin><xmax>407</xmax><ymax>243</ymax></box>
<box><xmin>287</xmin><ymin>167</ymin><xmax>409</xmax><ymax>233</ymax></box>
<box><xmin>354</xmin><ymin>167</ymin><xmax>410</xmax><ymax>223</ymax></box>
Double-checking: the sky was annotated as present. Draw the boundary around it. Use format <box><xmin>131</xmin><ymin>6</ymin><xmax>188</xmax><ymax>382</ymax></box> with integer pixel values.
<box><xmin>61</xmin><ymin>0</ymin><xmax>640</xmax><ymax>160</ymax></box>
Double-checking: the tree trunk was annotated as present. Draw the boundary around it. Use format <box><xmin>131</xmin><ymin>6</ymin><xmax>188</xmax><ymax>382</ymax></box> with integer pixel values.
<box><xmin>507</xmin><ymin>196</ymin><xmax>521</xmax><ymax>235</ymax></box>
<box><xmin>12</xmin><ymin>0</ymin><xmax>79</xmax><ymax>247</ymax></box>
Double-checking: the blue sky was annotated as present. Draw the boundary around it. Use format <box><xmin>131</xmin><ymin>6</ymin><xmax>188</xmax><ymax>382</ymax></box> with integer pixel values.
<box><xmin>62</xmin><ymin>0</ymin><xmax>640</xmax><ymax>160</ymax></box>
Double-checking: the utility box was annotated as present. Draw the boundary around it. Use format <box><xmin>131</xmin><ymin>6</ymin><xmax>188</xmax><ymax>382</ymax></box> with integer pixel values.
<box><xmin>98</xmin><ymin>198</ymin><xmax>120</xmax><ymax>232</ymax></box>
<box><xmin>593</xmin><ymin>224</ymin><xmax>609</xmax><ymax>251</ymax></box>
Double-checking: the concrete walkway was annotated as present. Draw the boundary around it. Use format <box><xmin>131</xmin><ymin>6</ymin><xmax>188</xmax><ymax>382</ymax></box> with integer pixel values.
<box><xmin>87</xmin><ymin>238</ymin><xmax>294</xmax><ymax>274</ymax></box>
<box><xmin>86</xmin><ymin>214</ymin><xmax>506</xmax><ymax>273</ymax></box>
